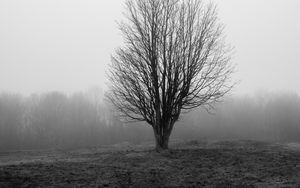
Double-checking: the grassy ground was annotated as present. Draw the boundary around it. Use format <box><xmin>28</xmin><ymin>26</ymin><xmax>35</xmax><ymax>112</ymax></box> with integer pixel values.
<box><xmin>1</xmin><ymin>140</ymin><xmax>300</xmax><ymax>187</ymax></box>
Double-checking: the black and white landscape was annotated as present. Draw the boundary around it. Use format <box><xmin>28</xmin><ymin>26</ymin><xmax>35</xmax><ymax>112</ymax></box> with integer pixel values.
<box><xmin>0</xmin><ymin>0</ymin><xmax>300</xmax><ymax>187</ymax></box>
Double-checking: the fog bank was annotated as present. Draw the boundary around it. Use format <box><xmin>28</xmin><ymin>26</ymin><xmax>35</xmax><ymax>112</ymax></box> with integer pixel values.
<box><xmin>0</xmin><ymin>90</ymin><xmax>299</xmax><ymax>151</ymax></box>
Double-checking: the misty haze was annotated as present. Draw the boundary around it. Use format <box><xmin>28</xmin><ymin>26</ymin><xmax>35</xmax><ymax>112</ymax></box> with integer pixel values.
<box><xmin>1</xmin><ymin>0</ymin><xmax>300</xmax><ymax>187</ymax></box>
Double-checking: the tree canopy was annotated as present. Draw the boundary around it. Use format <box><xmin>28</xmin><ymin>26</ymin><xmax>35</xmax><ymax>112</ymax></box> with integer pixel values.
<box><xmin>108</xmin><ymin>0</ymin><xmax>234</xmax><ymax>150</ymax></box>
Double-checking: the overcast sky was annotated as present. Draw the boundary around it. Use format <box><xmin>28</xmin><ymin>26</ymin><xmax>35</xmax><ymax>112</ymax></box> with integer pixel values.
<box><xmin>0</xmin><ymin>0</ymin><xmax>299</xmax><ymax>96</ymax></box>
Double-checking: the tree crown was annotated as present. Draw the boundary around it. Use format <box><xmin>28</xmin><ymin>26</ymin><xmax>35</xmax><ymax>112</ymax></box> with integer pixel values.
<box><xmin>108</xmin><ymin>0</ymin><xmax>234</xmax><ymax>125</ymax></box>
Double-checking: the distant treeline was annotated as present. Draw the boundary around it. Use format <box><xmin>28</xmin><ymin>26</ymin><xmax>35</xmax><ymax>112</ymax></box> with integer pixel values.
<box><xmin>0</xmin><ymin>90</ymin><xmax>300</xmax><ymax>151</ymax></box>
<box><xmin>176</xmin><ymin>92</ymin><xmax>300</xmax><ymax>142</ymax></box>
<box><xmin>0</xmin><ymin>89</ymin><xmax>150</xmax><ymax>151</ymax></box>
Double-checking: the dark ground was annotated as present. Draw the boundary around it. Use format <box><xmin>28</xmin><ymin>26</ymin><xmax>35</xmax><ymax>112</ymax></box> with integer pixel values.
<box><xmin>1</xmin><ymin>140</ymin><xmax>300</xmax><ymax>188</ymax></box>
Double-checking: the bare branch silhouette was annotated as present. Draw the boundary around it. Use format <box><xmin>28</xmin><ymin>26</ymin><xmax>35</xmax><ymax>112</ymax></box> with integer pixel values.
<box><xmin>108</xmin><ymin>0</ymin><xmax>234</xmax><ymax>151</ymax></box>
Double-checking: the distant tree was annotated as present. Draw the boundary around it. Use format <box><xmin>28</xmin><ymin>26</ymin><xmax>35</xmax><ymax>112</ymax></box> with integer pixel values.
<box><xmin>31</xmin><ymin>92</ymin><xmax>68</xmax><ymax>147</ymax></box>
<box><xmin>0</xmin><ymin>94</ymin><xmax>24</xmax><ymax>150</ymax></box>
<box><xmin>108</xmin><ymin>0</ymin><xmax>234</xmax><ymax>151</ymax></box>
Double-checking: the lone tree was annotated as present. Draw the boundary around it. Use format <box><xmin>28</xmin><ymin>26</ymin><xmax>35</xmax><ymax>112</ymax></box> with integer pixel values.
<box><xmin>108</xmin><ymin>0</ymin><xmax>234</xmax><ymax>151</ymax></box>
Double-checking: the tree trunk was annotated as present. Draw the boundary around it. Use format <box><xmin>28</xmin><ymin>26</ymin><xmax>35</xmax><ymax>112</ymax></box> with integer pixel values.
<box><xmin>154</xmin><ymin>132</ymin><xmax>170</xmax><ymax>152</ymax></box>
<box><xmin>153</xmin><ymin>123</ymin><xmax>173</xmax><ymax>152</ymax></box>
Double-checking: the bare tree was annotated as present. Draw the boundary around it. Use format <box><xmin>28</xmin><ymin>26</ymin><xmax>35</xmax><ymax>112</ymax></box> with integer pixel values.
<box><xmin>108</xmin><ymin>0</ymin><xmax>234</xmax><ymax>151</ymax></box>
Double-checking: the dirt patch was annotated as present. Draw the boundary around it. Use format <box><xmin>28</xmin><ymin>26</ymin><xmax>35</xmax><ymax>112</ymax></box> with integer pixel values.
<box><xmin>0</xmin><ymin>140</ymin><xmax>300</xmax><ymax>187</ymax></box>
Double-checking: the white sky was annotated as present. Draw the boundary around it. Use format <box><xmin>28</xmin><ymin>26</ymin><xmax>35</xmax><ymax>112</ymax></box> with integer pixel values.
<box><xmin>0</xmin><ymin>0</ymin><xmax>300</xmax><ymax>96</ymax></box>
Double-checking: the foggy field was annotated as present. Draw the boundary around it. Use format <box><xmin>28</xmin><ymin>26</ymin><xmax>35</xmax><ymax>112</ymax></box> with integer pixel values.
<box><xmin>1</xmin><ymin>140</ymin><xmax>300</xmax><ymax>188</ymax></box>
<box><xmin>1</xmin><ymin>93</ymin><xmax>300</xmax><ymax>187</ymax></box>
<box><xmin>1</xmin><ymin>0</ymin><xmax>300</xmax><ymax>187</ymax></box>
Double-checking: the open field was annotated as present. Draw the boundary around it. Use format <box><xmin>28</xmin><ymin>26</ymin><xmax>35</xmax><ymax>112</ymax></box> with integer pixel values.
<box><xmin>1</xmin><ymin>140</ymin><xmax>300</xmax><ymax>187</ymax></box>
